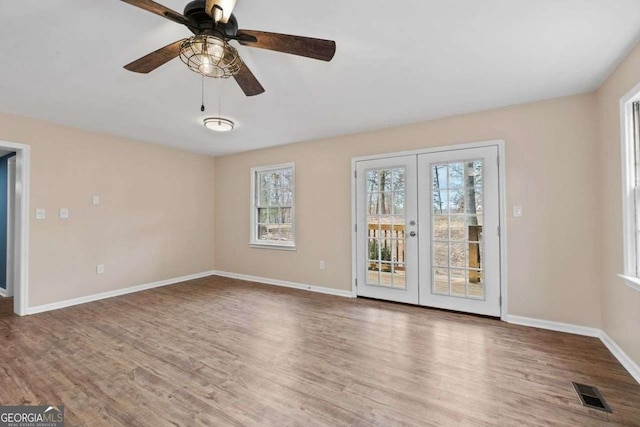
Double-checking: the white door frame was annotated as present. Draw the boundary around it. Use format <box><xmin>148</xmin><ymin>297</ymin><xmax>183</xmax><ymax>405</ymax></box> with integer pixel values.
<box><xmin>0</xmin><ymin>140</ymin><xmax>30</xmax><ymax>316</ymax></box>
<box><xmin>351</xmin><ymin>139</ymin><xmax>508</xmax><ymax>321</ymax></box>
<box><xmin>355</xmin><ymin>155</ymin><xmax>419</xmax><ymax>304</ymax></box>
<box><xmin>6</xmin><ymin>156</ymin><xmax>16</xmax><ymax>298</ymax></box>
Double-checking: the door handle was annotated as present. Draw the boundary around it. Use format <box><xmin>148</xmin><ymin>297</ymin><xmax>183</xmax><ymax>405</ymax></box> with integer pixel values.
<box><xmin>409</xmin><ymin>231</ymin><xmax>417</xmax><ymax>237</ymax></box>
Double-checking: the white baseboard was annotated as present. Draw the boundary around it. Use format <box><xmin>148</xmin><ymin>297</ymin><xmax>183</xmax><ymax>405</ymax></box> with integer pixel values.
<box><xmin>505</xmin><ymin>315</ymin><xmax>601</xmax><ymax>337</ymax></box>
<box><xmin>600</xmin><ymin>331</ymin><xmax>640</xmax><ymax>384</ymax></box>
<box><xmin>27</xmin><ymin>271</ymin><xmax>216</xmax><ymax>315</ymax></box>
<box><xmin>213</xmin><ymin>270</ymin><xmax>354</xmax><ymax>298</ymax></box>
<box><xmin>506</xmin><ymin>314</ymin><xmax>640</xmax><ymax>384</ymax></box>
<box><xmin>0</xmin><ymin>287</ymin><xmax>7</xmax><ymax>298</ymax></box>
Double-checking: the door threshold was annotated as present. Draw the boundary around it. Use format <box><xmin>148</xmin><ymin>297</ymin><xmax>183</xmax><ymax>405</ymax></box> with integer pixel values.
<box><xmin>356</xmin><ymin>296</ymin><xmax>500</xmax><ymax>320</ymax></box>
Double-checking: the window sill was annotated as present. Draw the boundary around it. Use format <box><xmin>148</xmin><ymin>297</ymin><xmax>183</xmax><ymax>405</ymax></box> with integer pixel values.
<box><xmin>618</xmin><ymin>274</ymin><xmax>640</xmax><ymax>292</ymax></box>
<box><xmin>249</xmin><ymin>242</ymin><xmax>297</xmax><ymax>251</ymax></box>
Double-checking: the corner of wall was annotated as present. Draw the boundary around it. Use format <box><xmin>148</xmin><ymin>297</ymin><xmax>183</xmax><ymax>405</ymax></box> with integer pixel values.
<box><xmin>595</xmin><ymin>40</ymin><xmax>640</xmax><ymax>369</ymax></box>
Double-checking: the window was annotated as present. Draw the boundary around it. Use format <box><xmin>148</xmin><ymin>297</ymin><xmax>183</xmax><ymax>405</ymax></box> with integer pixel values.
<box><xmin>250</xmin><ymin>163</ymin><xmax>295</xmax><ymax>249</ymax></box>
<box><xmin>619</xmin><ymin>85</ymin><xmax>640</xmax><ymax>291</ymax></box>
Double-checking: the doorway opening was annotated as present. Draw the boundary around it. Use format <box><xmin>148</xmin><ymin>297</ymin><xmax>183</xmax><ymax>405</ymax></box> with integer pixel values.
<box><xmin>0</xmin><ymin>140</ymin><xmax>30</xmax><ymax>316</ymax></box>
<box><xmin>0</xmin><ymin>152</ymin><xmax>17</xmax><ymax>299</ymax></box>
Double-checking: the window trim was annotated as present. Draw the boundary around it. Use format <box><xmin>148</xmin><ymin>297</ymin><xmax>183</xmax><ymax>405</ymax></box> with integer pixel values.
<box><xmin>249</xmin><ymin>162</ymin><xmax>296</xmax><ymax>250</ymax></box>
<box><xmin>618</xmin><ymin>82</ymin><xmax>640</xmax><ymax>292</ymax></box>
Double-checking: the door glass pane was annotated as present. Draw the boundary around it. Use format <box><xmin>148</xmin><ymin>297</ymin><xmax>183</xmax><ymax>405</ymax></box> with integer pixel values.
<box><xmin>450</xmin><ymin>269</ymin><xmax>467</xmax><ymax>296</ymax></box>
<box><xmin>368</xmin><ymin>265</ymin><xmax>380</xmax><ymax>285</ymax></box>
<box><xmin>449</xmin><ymin>216</ymin><xmax>466</xmax><ymax>240</ymax></box>
<box><xmin>367</xmin><ymin>193</ymin><xmax>379</xmax><ymax>215</ymax></box>
<box><xmin>471</xmin><ymin>187</ymin><xmax>483</xmax><ymax>212</ymax></box>
<box><xmin>433</xmin><ymin>242</ymin><xmax>449</xmax><ymax>267</ymax></box>
<box><xmin>433</xmin><ymin>216</ymin><xmax>448</xmax><ymax>240</ymax></box>
<box><xmin>392</xmin><ymin>192</ymin><xmax>405</xmax><ymax>215</ymax></box>
<box><xmin>381</xmin><ymin>170</ymin><xmax>392</xmax><ymax>191</ymax></box>
<box><xmin>365</xmin><ymin>167</ymin><xmax>406</xmax><ymax>289</ymax></box>
<box><xmin>392</xmin><ymin>264</ymin><xmax>406</xmax><ymax>288</ymax></box>
<box><xmin>392</xmin><ymin>169</ymin><xmax>405</xmax><ymax>191</ymax></box>
<box><xmin>433</xmin><ymin>190</ymin><xmax>448</xmax><ymax>214</ymax></box>
<box><xmin>449</xmin><ymin>163</ymin><xmax>464</xmax><ymax>188</ymax></box>
<box><xmin>433</xmin><ymin>165</ymin><xmax>448</xmax><ymax>189</ymax></box>
<box><xmin>468</xmin><ymin>269</ymin><xmax>484</xmax><ymax>299</ymax></box>
<box><xmin>449</xmin><ymin>189</ymin><xmax>465</xmax><ymax>213</ymax></box>
<box><xmin>450</xmin><ymin>243</ymin><xmax>467</xmax><ymax>268</ymax></box>
<box><xmin>430</xmin><ymin>160</ymin><xmax>485</xmax><ymax>299</ymax></box>
<box><xmin>466</xmin><ymin>161</ymin><xmax>483</xmax><ymax>187</ymax></box>
<box><xmin>433</xmin><ymin>267</ymin><xmax>449</xmax><ymax>295</ymax></box>
<box><xmin>366</xmin><ymin>170</ymin><xmax>379</xmax><ymax>191</ymax></box>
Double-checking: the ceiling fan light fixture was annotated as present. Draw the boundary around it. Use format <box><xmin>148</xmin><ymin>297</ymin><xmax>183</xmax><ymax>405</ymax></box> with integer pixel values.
<box><xmin>180</xmin><ymin>35</ymin><xmax>243</xmax><ymax>78</ymax></box>
<box><xmin>204</xmin><ymin>117</ymin><xmax>234</xmax><ymax>132</ymax></box>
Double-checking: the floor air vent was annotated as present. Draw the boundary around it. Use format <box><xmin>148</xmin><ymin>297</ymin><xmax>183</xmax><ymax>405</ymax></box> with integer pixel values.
<box><xmin>572</xmin><ymin>382</ymin><xmax>612</xmax><ymax>413</ymax></box>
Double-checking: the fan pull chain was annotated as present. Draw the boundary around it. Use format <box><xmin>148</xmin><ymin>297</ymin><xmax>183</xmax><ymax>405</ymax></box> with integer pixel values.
<box><xmin>200</xmin><ymin>75</ymin><xmax>205</xmax><ymax>112</ymax></box>
<box><xmin>218</xmin><ymin>76</ymin><xmax>222</xmax><ymax>120</ymax></box>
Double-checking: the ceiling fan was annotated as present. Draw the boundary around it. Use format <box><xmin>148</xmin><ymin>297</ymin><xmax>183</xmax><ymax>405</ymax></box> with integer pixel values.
<box><xmin>120</xmin><ymin>0</ymin><xmax>337</xmax><ymax>96</ymax></box>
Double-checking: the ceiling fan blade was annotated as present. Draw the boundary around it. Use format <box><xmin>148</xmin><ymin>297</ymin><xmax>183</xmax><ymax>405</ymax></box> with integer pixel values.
<box><xmin>120</xmin><ymin>0</ymin><xmax>190</xmax><ymax>26</ymax></box>
<box><xmin>236</xmin><ymin>30</ymin><xmax>336</xmax><ymax>61</ymax></box>
<box><xmin>233</xmin><ymin>63</ymin><xmax>265</xmax><ymax>96</ymax></box>
<box><xmin>205</xmin><ymin>0</ymin><xmax>237</xmax><ymax>24</ymax></box>
<box><xmin>124</xmin><ymin>39</ymin><xmax>187</xmax><ymax>73</ymax></box>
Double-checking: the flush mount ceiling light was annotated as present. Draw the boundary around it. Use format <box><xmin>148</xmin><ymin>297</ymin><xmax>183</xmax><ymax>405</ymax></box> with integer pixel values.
<box><xmin>204</xmin><ymin>117</ymin><xmax>234</xmax><ymax>132</ymax></box>
<box><xmin>179</xmin><ymin>35</ymin><xmax>242</xmax><ymax>78</ymax></box>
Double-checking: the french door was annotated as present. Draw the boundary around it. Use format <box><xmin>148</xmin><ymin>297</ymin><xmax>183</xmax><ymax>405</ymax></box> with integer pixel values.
<box><xmin>355</xmin><ymin>156</ymin><xmax>419</xmax><ymax>304</ymax></box>
<box><xmin>355</xmin><ymin>146</ymin><xmax>501</xmax><ymax>317</ymax></box>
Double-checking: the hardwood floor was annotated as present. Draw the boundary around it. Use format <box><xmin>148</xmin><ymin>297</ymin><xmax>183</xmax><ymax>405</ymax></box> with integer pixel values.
<box><xmin>1</xmin><ymin>276</ymin><xmax>639</xmax><ymax>426</ymax></box>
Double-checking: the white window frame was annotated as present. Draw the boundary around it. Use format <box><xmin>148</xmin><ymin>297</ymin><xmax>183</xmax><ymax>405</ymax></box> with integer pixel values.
<box><xmin>618</xmin><ymin>82</ymin><xmax>640</xmax><ymax>291</ymax></box>
<box><xmin>250</xmin><ymin>163</ymin><xmax>296</xmax><ymax>250</ymax></box>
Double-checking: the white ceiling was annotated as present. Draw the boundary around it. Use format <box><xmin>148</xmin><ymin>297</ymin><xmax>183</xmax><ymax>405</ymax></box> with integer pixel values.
<box><xmin>1</xmin><ymin>1</ymin><xmax>640</xmax><ymax>156</ymax></box>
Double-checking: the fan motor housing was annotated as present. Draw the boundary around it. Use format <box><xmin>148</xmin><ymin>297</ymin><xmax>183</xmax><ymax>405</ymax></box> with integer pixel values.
<box><xmin>184</xmin><ymin>0</ymin><xmax>238</xmax><ymax>37</ymax></box>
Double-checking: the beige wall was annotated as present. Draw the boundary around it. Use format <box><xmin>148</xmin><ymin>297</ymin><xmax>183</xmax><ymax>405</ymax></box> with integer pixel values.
<box><xmin>597</xmin><ymin>43</ymin><xmax>640</xmax><ymax>366</ymax></box>
<box><xmin>0</xmin><ymin>112</ymin><xmax>216</xmax><ymax>307</ymax></box>
<box><xmin>2</xmin><ymin>44</ymin><xmax>636</xmax><ymax>367</ymax></box>
<box><xmin>215</xmin><ymin>93</ymin><xmax>603</xmax><ymax>328</ymax></box>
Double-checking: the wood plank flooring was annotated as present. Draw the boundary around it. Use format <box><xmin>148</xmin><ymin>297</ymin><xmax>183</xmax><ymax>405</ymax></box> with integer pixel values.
<box><xmin>0</xmin><ymin>275</ymin><xmax>639</xmax><ymax>426</ymax></box>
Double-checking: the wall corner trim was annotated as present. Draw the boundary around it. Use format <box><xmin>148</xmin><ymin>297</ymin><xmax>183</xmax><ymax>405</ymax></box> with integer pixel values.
<box><xmin>26</xmin><ymin>271</ymin><xmax>217</xmax><ymax>315</ymax></box>
<box><xmin>600</xmin><ymin>331</ymin><xmax>640</xmax><ymax>385</ymax></box>
<box><xmin>506</xmin><ymin>315</ymin><xmax>640</xmax><ymax>384</ymax></box>
<box><xmin>213</xmin><ymin>271</ymin><xmax>355</xmax><ymax>298</ymax></box>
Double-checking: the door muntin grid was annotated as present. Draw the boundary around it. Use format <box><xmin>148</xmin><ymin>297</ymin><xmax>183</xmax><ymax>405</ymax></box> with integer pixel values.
<box><xmin>365</xmin><ymin>167</ymin><xmax>407</xmax><ymax>289</ymax></box>
<box><xmin>431</xmin><ymin>160</ymin><xmax>485</xmax><ymax>300</ymax></box>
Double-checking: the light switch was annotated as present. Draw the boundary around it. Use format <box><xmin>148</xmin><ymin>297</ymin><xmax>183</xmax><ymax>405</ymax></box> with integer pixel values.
<box><xmin>59</xmin><ymin>208</ymin><xmax>69</xmax><ymax>219</ymax></box>
<box><xmin>92</xmin><ymin>195</ymin><xmax>100</xmax><ymax>205</ymax></box>
<box><xmin>35</xmin><ymin>208</ymin><xmax>46</xmax><ymax>220</ymax></box>
<box><xmin>513</xmin><ymin>205</ymin><xmax>522</xmax><ymax>217</ymax></box>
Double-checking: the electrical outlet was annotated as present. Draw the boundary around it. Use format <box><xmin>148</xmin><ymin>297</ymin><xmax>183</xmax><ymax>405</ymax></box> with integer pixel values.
<box><xmin>319</xmin><ymin>261</ymin><xmax>326</xmax><ymax>270</ymax></box>
<box><xmin>92</xmin><ymin>195</ymin><xmax>100</xmax><ymax>205</ymax></box>
<box><xmin>59</xmin><ymin>208</ymin><xmax>69</xmax><ymax>219</ymax></box>
<box><xmin>35</xmin><ymin>208</ymin><xmax>46</xmax><ymax>220</ymax></box>
<box><xmin>96</xmin><ymin>264</ymin><xmax>105</xmax><ymax>275</ymax></box>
